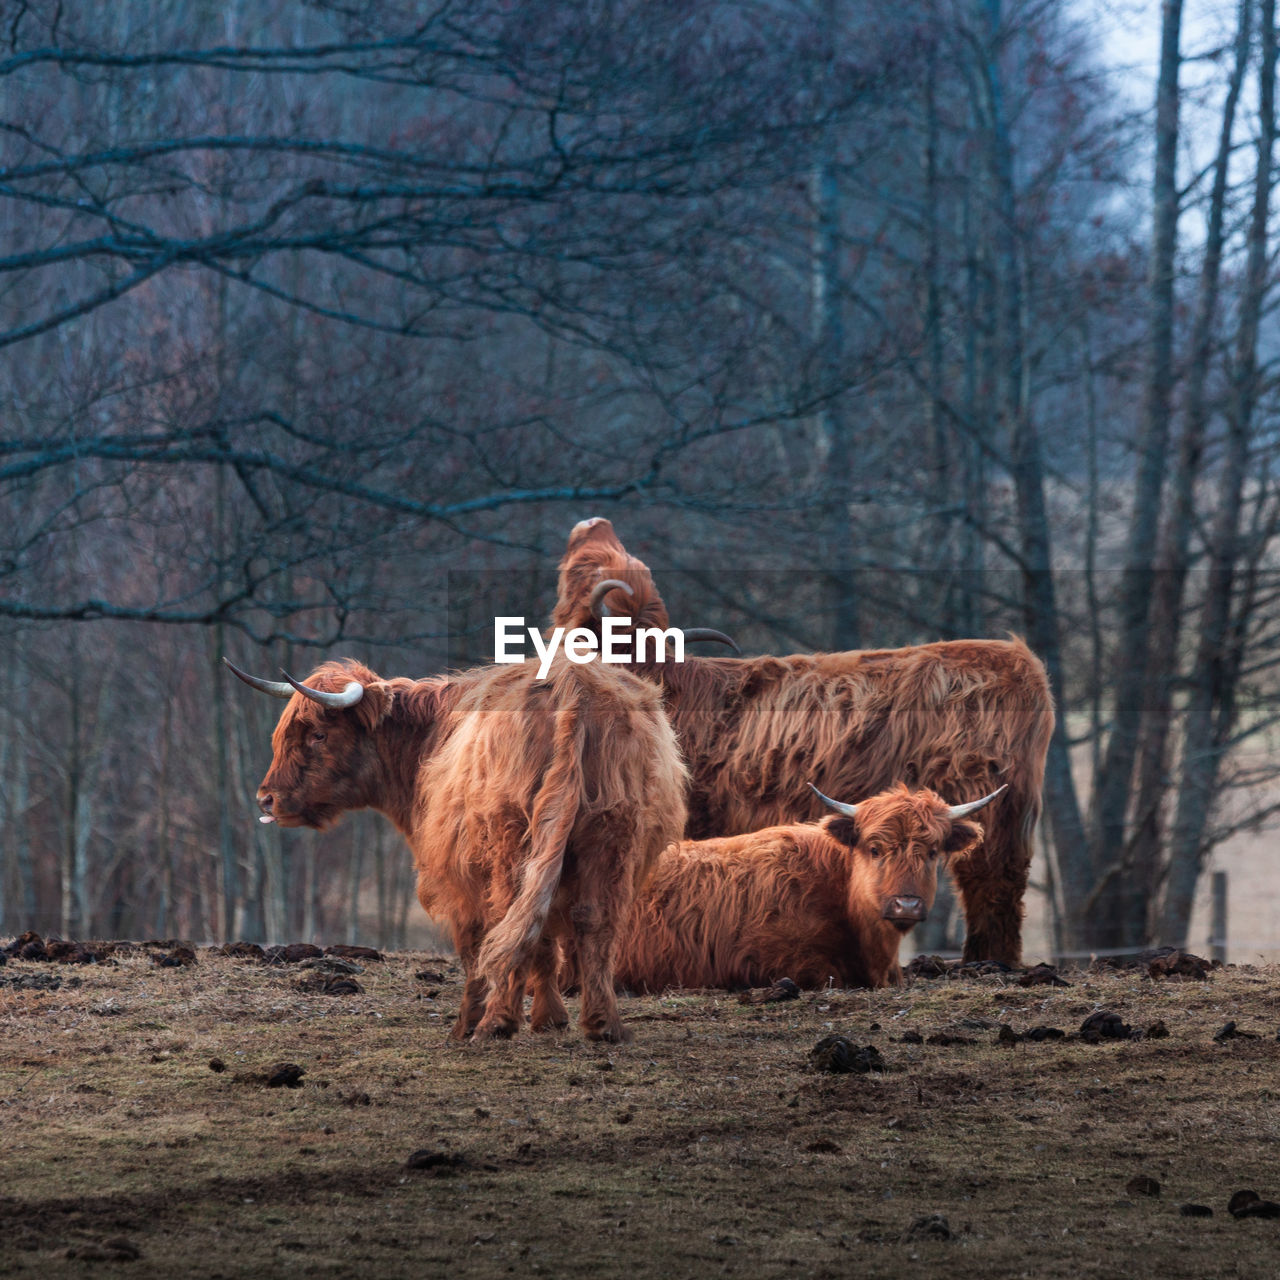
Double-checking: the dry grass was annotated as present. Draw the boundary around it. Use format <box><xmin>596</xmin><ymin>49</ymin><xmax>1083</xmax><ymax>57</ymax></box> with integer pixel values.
<box><xmin>1</xmin><ymin>948</ymin><xmax>1279</xmax><ymax>1278</ymax></box>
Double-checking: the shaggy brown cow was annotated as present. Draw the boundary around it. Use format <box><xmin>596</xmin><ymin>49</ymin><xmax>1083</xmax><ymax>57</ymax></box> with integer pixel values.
<box><xmin>552</xmin><ymin>518</ymin><xmax>1053</xmax><ymax>967</ymax></box>
<box><xmin>226</xmin><ymin>655</ymin><xmax>687</xmax><ymax>1043</ymax></box>
<box><xmin>614</xmin><ymin>783</ymin><xmax>1004</xmax><ymax>991</ymax></box>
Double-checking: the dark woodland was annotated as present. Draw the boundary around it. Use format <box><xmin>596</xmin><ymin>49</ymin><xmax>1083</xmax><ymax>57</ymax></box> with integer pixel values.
<box><xmin>2</xmin><ymin>0</ymin><xmax>1278</xmax><ymax>957</ymax></box>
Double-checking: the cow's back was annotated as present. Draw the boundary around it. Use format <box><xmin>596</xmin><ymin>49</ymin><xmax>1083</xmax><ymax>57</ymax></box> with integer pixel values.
<box><xmin>654</xmin><ymin>637</ymin><xmax>1052</xmax><ymax>839</ymax></box>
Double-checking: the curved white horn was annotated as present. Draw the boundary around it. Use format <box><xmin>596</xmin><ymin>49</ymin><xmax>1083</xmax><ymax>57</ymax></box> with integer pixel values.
<box><xmin>809</xmin><ymin>781</ymin><xmax>860</xmax><ymax>818</ymax></box>
<box><xmin>589</xmin><ymin>578</ymin><xmax>634</xmax><ymax>620</ymax></box>
<box><xmin>281</xmin><ymin>670</ymin><xmax>365</xmax><ymax>710</ymax></box>
<box><xmin>223</xmin><ymin>657</ymin><xmax>293</xmax><ymax>699</ymax></box>
<box><xmin>946</xmin><ymin>784</ymin><xmax>1009</xmax><ymax>819</ymax></box>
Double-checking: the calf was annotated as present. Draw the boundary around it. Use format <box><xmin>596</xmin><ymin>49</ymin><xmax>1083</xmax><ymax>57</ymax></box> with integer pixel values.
<box><xmin>612</xmin><ymin>783</ymin><xmax>1004</xmax><ymax>992</ymax></box>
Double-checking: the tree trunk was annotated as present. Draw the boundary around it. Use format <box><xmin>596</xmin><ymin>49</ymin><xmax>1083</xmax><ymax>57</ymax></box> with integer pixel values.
<box><xmin>1131</xmin><ymin>0</ymin><xmax>1252</xmax><ymax>938</ymax></box>
<box><xmin>1089</xmin><ymin>0</ymin><xmax>1183</xmax><ymax>950</ymax></box>
<box><xmin>972</xmin><ymin>0</ymin><xmax>1090</xmax><ymax>950</ymax></box>
<box><xmin>1160</xmin><ymin>0</ymin><xmax>1275</xmax><ymax>944</ymax></box>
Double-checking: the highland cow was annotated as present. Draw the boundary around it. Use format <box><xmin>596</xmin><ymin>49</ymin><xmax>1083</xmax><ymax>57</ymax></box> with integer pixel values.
<box><xmin>553</xmin><ymin>518</ymin><xmax>1053</xmax><ymax>966</ymax></box>
<box><xmin>614</xmin><ymin>783</ymin><xmax>1004</xmax><ymax>991</ymax></box>
<box><xmin>226</xmin><ymin>655</ymin><xmax>687</xmax><ymax>1043</ymax></box>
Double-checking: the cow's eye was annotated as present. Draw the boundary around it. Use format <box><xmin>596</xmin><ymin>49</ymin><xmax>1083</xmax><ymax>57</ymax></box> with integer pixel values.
<box><xmin>928</xmin><ymin>847</ymin><xmax>940</xmax><ymax>859</ymax></box>
<box><xmin>868</xmin><ymin>844</ymin><xmax>882</xmax><ymax>859</ymax></box>
<box><xmin>309</xmin><ymin>731</ymin><xmax>327</xmax><ymax>745</ymax></box>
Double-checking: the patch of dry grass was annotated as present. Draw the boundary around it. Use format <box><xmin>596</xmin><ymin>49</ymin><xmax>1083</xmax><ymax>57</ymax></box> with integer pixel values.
<box><xmin>1</xmin><ymin>949</ymin><xmax>1279</xmax><ymax>1278</ymax></box>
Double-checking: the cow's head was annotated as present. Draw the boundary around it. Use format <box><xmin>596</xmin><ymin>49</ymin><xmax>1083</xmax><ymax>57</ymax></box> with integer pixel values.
<box><xmin>553</xmin><ymin>517</ymin><xmax>739</xmax><ymax>652</ymax></box>
<box><xmin>224</xmin><ymin>658</ymin><xmax>394</xmax><ymax>831</ymax></box>
<box><xmin>812</xmin><ymin>782</ymin><xmax>1006</xmax><ymax>933</ymax></box>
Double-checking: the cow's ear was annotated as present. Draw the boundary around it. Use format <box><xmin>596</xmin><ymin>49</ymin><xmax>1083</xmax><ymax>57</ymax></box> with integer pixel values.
<box><xmin>944</xmin><ymin>819</ymin><xmax>983</xmax><ymax>859</ymax></box>
<box><xmin>822</xmin><ymin>814</ymin><xmax>861</xmax><ymax>849</ymax></box>
<box><xmin>355</xmin><ymin>680</ymin><xmax>395</xmax><ymax>729</ymax></box>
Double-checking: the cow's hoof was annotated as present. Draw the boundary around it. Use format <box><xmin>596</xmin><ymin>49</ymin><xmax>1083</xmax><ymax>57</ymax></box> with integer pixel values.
<box><xmin>471</xmin><ymin>1019</ymin><xmax>518</xmax><ymax>1043</ymax></box>
<box><xmin>531</xmin><ymin>1016</ymin><xmax>570</xmax><ymax>1033</ymax></box>
<box><xmin>585</xmin><ymin>1022</ymin><xmax>633</xmax><ymax>1044</ymax></box>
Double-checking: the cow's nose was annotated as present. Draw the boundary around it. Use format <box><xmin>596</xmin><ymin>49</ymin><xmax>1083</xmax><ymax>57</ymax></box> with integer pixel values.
<box><xmin>884</xmin><ymin>896</ymin><xmax>926</xmax><ymax>922</ymax></box>
<box><xmin>258</xmin><ymin>792</ymin><xmax>274</xmax><ymax>813</ymax></box>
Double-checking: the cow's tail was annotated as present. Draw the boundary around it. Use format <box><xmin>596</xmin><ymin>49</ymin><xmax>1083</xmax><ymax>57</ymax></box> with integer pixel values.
<box><xmin>476</xmin><ymin>697</ymin><xmax>584</xmax><ymax>990</ymax></box>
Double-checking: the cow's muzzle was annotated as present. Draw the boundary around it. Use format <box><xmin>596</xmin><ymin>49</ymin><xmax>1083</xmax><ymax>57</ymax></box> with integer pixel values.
<box><xmin>883</xmin><ymin>896</ymin><xmax>927</xmax><ymax>930</ymax></box>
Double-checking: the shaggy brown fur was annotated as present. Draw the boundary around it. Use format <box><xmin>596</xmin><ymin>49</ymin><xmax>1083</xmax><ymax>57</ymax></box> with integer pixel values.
<box><xmin>251</xmin><ymin>656</ymin><xmax>688</xmax><ymax>1043</ymax></box>
<box><xmin>551</xmin><ymin>517</ymin><xmax>671</xmax><ymax>635</ymax></box>
<box><xmin>554</xmin><ymin>519</ymin><xmax>1053</xmax><ymax>966</ymax></box>
<box><xmin>614</xmin><ymin>784</ymin><xmax>985</xmax><ymax>992</ymax></box>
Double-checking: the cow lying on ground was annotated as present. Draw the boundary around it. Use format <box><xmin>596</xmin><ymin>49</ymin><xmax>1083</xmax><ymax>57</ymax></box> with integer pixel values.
<box><xmin>613</xmin><ymin>783</ymin><xmax>1004</xmax><ymax>992</ymax></box>
<box><xmin>551</xmin><ymin>518</ymin><xmax>1053</xmax><ymax>967</ymax></box>
<box><xmin>226</xmin><ymin>655</ymin><xmax>687</xmax><ymax>1043</ymax></box>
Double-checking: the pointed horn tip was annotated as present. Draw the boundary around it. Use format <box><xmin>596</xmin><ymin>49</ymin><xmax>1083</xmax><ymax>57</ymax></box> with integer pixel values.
<box><xmin>281</xmin><ymin>669</ymin><xmax>365</xmax><ymax>709</ymax></box>
<box><xmin>680</xmin><ymin>627</ymin><xmax>741</xmax><ymax>654</ymax></box>
<box><xmin>222</xmin><ymin>657</ymin><xmax>293</xmax><ymax>698</ymax></box>
<box><xmin>809</xmin><ymin>781</ymin><xmax>859</xmax><ymax>818</ymax></box>
<box><xmin>947</xmin><ymin>783</ymin><xmax>1010</xmax><ymax>819</ymax></box>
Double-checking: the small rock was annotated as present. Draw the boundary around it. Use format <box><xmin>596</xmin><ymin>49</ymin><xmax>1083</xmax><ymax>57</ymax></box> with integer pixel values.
<box><xmin>1019</xmin><ymin>963</ymin><xmax>1070</xmax><ymax>987</ymax></box>
<box><xmin>737</xmin><ymin>977</ymin><xmax>800</xmax><ymax>1005</ymax></box>
<box><xmin>5</xmin><ymin>931</ymin><xmax>45</xmax><ymax>958</ymax></box>
<box><xmin>1229</xmin><ymin>1190</ymin><xmax>1280</xmax><ymax>1219</ymax></box>
<box><xmin>1126</xmin><ymin>1175</ymin><xmax>1160</xmax><ymax>1198</ymax></box>
<box><xmin>1024</xmin><ymin>1026</ymin><xmax>1065</xmax><ymax>1042</ymax></box>
<box><xmin>905</xmin><ymin>1214</ymin><xmax>952</xmax><ymax>1241</ymax></box>
<box><xmin>905</xmin><ymin>954</ymin><xmax>950</xmax><ymax>979</ymax></box>
<box><xmin>997</xmin><ymin>1024</ymin><xmax>1020</xmax><ymax>1045</ymax></box>
<box><xmin>805</xmin><ymin>1137</ymin><xmax>842</xmax><ymax>1153</ymax></box>
<box><xmin>220</xmin><ymin>941</ymin><xmax>267</xmax><ymax>961</ymax></box>
<box><xmin>406</xmin><ymin>1149</ymin><xmax>466</xmax><ymax>1174</ymax></box>
<box><xmin>415</xmin><ymin>969</ymin><xmax>446</xmax><ymax>983</ymax></box>
<box><xmin>1145</xmin><ymin>1020</ymin><xmax>1170</xmax><ymax>1039</ymax></box>
<box><xmin>1180</xmin><ymin>1204</ymin><xmax>1213</xmax><ymax>1218</ymax></box>
<box><xmin>324</xmin><ymin>945</ymin><xmax>383</xmax><ymax>962</ymax></box>
<box><xmin>323</xmin><ymin>976</ymin><xmax>363</xmax><ymax>995</ymax></box>
<box><xmin>808</xmin><ymin>1035</ymin><xmax>885</xmax><ymax>1074</ymax></box>
<box><xmin>1079</xmin><ymin>1011</ymin><xmax>1133</xmax><ymax>1042</ymax></box>
<box><xmin>151</xmin><ymin>945</ymin><xmax>197</xmax><ymax>968</ymax></box>
<box><xmin>209</xmin><ymin>1058</ymin><xmax>227</xmax><ymax>1073</ymax></box>
<box><xmin>1147</xmin><ymin>949</ymin><xmax>1213</xmax><ymax>981</ymax></box>
<box><xmin>899</xmin><ymin>1030</ymin><xmax>924</xmax><ymax>1045</ymax></box>
<box><xmin>1214</xmin><ymin>1021</ymin><xmax>1258</xmax><ymax>1043</ymax></box>
<box><xmin>265</xmin><ymin>1063</ymin><xmax>305</xmax><ymax>1089</ymax></box>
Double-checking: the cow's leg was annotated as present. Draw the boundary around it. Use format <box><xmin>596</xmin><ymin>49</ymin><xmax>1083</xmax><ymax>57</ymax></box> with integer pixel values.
<box><xmin>448</xmin><ymin>922</ymin><xmax>489</xmax><ymax>1042</ymax></box>
<box><xmin>528</xmin><ymin>935</ymin><xmax>569</xmax><ymax>1033</ymax></box>
<box><xmin>950</xmin><ymin>814</ymin><xmax>1030</xmax><ymax>966</ymax></box>
<box><xmin>570</xmin><ymin>898</ymin><xmax>629</xmax><ymax>1044</ymax></box>
<box><xmin>472</xmin><ymin>963</ymin><xmax>525</xmax><ymax>1042</ymax></box>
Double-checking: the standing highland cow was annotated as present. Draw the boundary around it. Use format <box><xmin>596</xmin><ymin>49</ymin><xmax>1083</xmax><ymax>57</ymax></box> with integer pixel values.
<box><xmin>226</xmin><ymin>655</ymin><xmax>687</xmax><ymax>1043</ymax></box>
<box><xmin>551</xmin><ymin>518</ymin><xmax>1053</xmax><ymax>967</ymax></box>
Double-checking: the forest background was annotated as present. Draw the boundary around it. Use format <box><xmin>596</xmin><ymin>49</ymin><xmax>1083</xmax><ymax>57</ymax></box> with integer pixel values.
<box><xmin>2</xmin><ymin>0</ymin><xmax>1277</xmax><ymax>960</ymax></box>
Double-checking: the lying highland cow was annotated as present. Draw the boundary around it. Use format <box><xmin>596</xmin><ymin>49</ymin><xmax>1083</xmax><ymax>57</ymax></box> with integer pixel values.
<box><xmin>552</xmin><ymin>517</ymin><xmax>1052</xmax><ymax>967</ymax></box>
<box><xmin>226</xmin><ymin>655</ymin><xmax>687</xmax><ymax>1043</ymax></box>
<box><xmin>612</xmin><ymin>783</ymin><xmax>1005</xmax><ymax>992</ymax></box>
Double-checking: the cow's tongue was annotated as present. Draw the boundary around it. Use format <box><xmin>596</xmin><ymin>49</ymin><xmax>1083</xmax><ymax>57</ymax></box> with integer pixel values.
<box><xmin>259</xmin><ymin>814</ymin><xmax>275</xmax><ymax>824</ymax></box>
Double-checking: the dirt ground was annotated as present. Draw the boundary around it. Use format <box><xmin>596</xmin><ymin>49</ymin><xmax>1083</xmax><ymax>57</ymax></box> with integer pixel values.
<box><xmin>1</xmin><ymin>944</ymin><xmax>1279</xmax><ymax>1280</ymax></box>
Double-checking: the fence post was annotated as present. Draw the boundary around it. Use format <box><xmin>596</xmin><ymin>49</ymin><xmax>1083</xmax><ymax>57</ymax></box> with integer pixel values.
<box><xmin>1209</xmin><ymin>870</ymin><xmax>1228</xmax><ymax>964</ymax></box>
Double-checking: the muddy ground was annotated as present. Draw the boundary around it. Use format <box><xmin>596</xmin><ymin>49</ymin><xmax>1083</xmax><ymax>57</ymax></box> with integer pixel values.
<box><xmin>1</xmin><ymin>942</ymin><xmax>1278</xmax><ymax>1279</ymax></box>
